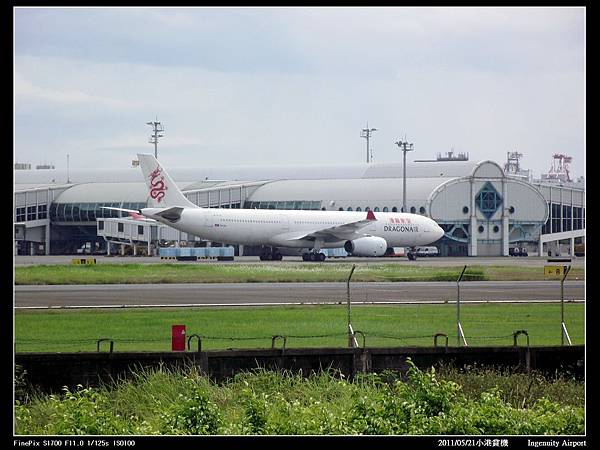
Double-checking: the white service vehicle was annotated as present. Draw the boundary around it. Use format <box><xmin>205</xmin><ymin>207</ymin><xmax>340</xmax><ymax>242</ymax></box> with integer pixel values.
<box><xmin>415</xmin><ymin>246</ymin><xmax>440</xmax><ymax>257</ymax></box>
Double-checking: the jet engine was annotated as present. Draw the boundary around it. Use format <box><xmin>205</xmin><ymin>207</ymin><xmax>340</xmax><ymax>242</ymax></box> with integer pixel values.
<box><xmin>344</xmin><ymin>236</ymin><xmax>387</xmax><ymax>257</ymax></box>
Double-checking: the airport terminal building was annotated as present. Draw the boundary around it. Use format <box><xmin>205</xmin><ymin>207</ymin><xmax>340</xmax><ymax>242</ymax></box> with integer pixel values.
<box><xmin>14</xmin><ymin>159</ymin><xmax>585</xmax><ymax>257</ymax></box>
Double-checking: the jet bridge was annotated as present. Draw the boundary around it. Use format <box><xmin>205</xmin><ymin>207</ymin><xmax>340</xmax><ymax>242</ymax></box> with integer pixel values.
<box><xmin>97</xmin><ymin>217</ymin><xmax>200</xmax><ymax>256</ymax></box>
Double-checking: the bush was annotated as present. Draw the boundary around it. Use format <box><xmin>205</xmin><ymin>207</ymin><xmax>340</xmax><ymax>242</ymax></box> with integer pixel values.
<box><xmin>29</xmin><ymin>385</ymin><xmax>136</xmax><ymax>435</ymax></box>
<box><xmin>160</xmin><ymin>383</ymin><xmax>222</xmax><ymax>435</ymax></box>
<box><xmin>14</xmin><ymin>365</ymin><xmax>584</xmax><ymax>436</ymax></box>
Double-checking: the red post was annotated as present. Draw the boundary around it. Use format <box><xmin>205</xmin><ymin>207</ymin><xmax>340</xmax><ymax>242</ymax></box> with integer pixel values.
<box><xmin>172</xmin><ymin>325</ymin><xmax>186</xmax><ymax>351</ymax></box>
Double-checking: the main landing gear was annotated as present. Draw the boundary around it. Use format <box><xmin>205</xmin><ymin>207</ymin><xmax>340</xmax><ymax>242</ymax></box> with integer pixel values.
<box><xmin>407</xmin><ymin>247</ymin><xmax>417</xmax><ymax>261</ymax></box>
<box><xmin>259</xmin><ymin>247</ymin><xmax>283</xmax><ymax>261</ymax></box>
<box><xmin>302</xmin><ymin>252</ymin><xmax>326</xmax><ymax>262</ymax></box>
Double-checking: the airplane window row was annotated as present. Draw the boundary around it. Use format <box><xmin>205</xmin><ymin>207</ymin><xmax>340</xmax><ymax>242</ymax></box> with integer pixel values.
<box><xmin>223</xmin><ymin>218</ymin><xmax>281</xmax><ymax>224</ymax></box>
<box><xmin>294</xmin><ymin>221</ymin><xmax>343</xmax><ymax>225</ymax></box>
<box><xmin>340</xmin><ymin>206</ymin><xmax>426</xmax><ymax>214</ymax></box>
<box><xmin>244</xmin><ymin>200</ymin><xmax>322</xmax><ymax>210</ymax></box>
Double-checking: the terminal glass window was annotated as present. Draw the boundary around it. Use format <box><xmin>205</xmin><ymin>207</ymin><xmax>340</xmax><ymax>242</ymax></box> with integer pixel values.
<box><xmin>475</xmin><ymin>182</ymin><xmax>503</xmax><ymax>219</ymax></box>
<box><xmin>109</xmin><ymin>203</ymin><xmax>120</xmax><ymax>218</ymax></box>
<box><xmin>37</xmin><ymin>204</ymin><xmax>47</xmax><ymax>220</ymax></box>
<box><xmin>16</xmin><ymin>207</ymin><xmax>26</xmax><ymax>222</ymax></box>
<box><xmin>542</xmin><ymin>216</ymin><xmax>551</xmax><ymax>234</ymax></box>
<box><xmin>63</xmin><ymin>204</ymin><xmax>73</xmax><ymax>221</ymax></box>
<box><xmin>138</xmin><ymin>225</ymin><xmax>144</xmax><ymax>235</ymax></box>
<box><xmin>118</xmin><ymin>223</ymin><xmax>124</xmax><ymax>232</ymax></box>
<box><xmin>79</xmin><ymin>203</ymin><xmax>94</xmax><ymax>221</ymax></box>
<box><xmin>551</xmin><ymin>203</ymin><xmax>561</xmax><ymax>233</ymax></box>
<box><xmin>573</xmin><ymin>207</ymin><xmax>582</xmax><ymax>230</ymax></box>
<box><xmin>49</xmin><ymin>204</ymin><xmax>58</xmax><ymax>221</ymax></box>
<box><xmin>562</xmin><ymin>205</ymin><xmax>572</xmax><ymax>232</ymax></box>
<box><xmin>57</xmin><ymin>204</ymin><xmax>66</xmax><ymax>221</ymax></box>
<box><xmin>27</xmin><ymin>206</ymin><xmax>37</xmax><ymax>221</ymax></box>
<box><xmin>71</xmin><ymin>204</ymin><xmax>81</xmax><ymax>222</ymax></box>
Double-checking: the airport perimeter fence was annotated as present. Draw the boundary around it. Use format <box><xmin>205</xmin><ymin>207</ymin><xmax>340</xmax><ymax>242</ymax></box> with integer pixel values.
<box><xmin>14</xmin><ymin>328</ymin><xmax>561</xmax><ymax>353</ymax></box>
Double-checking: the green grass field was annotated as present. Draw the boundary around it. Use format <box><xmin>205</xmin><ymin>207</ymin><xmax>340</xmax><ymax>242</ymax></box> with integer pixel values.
<box><xmin>14</xmin><ymin>263</ymin><xmax>584</xmax><ymax>284</ymax></box>
<box><xmin>14</xmin><ymin>303</ymin><xmax>584</xmax><ymax>353</ymax></box>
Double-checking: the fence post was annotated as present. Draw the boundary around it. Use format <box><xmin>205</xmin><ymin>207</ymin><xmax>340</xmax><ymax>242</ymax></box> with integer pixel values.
<box><xmin>187</xmin><ymin>334</ymin><xmax>202</xmax><ymax>352</ymax></box>
<box><xmin>434</xmin><ymin>333</ymin><xmax>449</xmax><ymax>350</ymax></box>
<box><xmin>347</xmin><ymin>264</ymin><xmax>357</xmax><ymax>348</ymax></box>
<box><xmin>456</xmin><ymin>265</ymin><xmax>468</xmax><ymax>346</ymax></box>
<box><xmin>96</xmin><ymin>339</ymin><xmax>114</xmax><ymax>353</ymax></box>
<box><xmin>561</xmin><ymin>265</ymin><xmax>572</xmax><ymax>346</ymax></box>
<box><xmin>513</xmin><ymin>330</ymin><xmax>529</xmax><ymax>347</ymax></box>
<box><xmin>271</xmin><ymin>335</ymin><xmax>287</xmax><ymax>351</ymax></box>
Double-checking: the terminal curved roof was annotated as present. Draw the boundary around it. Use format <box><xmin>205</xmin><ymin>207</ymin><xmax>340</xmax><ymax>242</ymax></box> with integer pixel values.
<box><xmin>15</xmin><ymin>160</ymin><xmax>479</xmax><ymax>185</ymax></box>
<box><xmin>248</xmin><ymin>177</ymin><xmax>455</xmax><ymax>204</ymax></box>
<box><xmin>53</xmin><ymin>182</ymin><xmax>150</xmax><ymax>203</ymax></box>
<box><xmin>362</xmin><ymin>161</ymin><xmax>477</xmax><ymax>179</ymax></box>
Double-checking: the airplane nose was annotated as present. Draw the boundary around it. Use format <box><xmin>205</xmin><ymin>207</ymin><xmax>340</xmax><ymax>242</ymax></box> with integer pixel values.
<box><xmin>435</xmin><ymin>225</ymin><xmax>444</xmax><ymax>241</ymax></box>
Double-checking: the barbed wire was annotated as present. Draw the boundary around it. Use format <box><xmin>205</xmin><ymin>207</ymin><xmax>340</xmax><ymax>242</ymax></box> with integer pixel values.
<box><xmin>467</xmin><ymin>334</ymin><xmax>518</xmax><ymax>341</ymax></box>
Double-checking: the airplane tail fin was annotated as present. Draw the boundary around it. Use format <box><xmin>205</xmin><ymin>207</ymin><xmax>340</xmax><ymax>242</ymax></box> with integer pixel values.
<box><xmin>137</xmin><ymin>154</ymin><xmax>198</xmax><ymax>208</ymax></box>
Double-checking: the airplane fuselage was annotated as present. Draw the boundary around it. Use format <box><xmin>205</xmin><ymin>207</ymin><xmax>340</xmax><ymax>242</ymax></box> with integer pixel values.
<box><xmin>142</xmin><ymin>207</ymin><xmax>442</xmax><ymax>249</ymax></box>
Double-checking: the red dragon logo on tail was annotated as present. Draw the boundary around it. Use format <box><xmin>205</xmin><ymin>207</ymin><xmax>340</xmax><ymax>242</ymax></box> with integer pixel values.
<box><xmin>148</xmin><ymin>166</ymin><xmax>168</xmax><ymax>203</ymax></box>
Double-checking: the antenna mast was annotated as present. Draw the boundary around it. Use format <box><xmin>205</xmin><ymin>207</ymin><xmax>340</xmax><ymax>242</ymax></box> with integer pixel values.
<box><xmin>360</xmin><ymin>123</ymin><xmax>377</xmax><ymax>163</ymax></box>
<box><xmin>146</xmin><ymin>118</ymin><xmax>165</xmax><ymax>159</ymax></box>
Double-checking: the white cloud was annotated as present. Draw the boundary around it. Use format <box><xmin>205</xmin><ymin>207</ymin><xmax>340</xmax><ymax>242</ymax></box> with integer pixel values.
<box><xmin>14</xmin><ymin>71</ymin><xmax>143</xmax><ymax>109</ymax></box>
<box><xmin>13</xmin><ymin>7</ymin><xmax>585</xmax><ymax>179</ymax></box>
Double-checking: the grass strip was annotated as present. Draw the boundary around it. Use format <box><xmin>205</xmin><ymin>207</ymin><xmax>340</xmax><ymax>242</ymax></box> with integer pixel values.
<box><xmin>15</xmin><ymin>303</ymin><xmax>584</xmax><ymax>353</ymax></box>
<box><xmin>14</xmin><ymin>263</ymin><xmax>584</xmax><ymax>285</ymax></box>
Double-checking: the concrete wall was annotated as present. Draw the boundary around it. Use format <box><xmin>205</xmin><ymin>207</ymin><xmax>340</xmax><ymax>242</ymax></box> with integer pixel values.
<box><xmin>16</xmin><ymin>345</ymin><xmax>584</xmax><ymax>393</ymax></box>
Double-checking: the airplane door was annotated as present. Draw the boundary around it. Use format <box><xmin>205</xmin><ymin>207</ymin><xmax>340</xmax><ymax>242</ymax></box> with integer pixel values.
<box><xmin>203</xmin><ymin>210</ymin><xmax>213</xmax><ymax>228</ymax></box>
<box><xmin>279</xmin><ymin>214</ymin><xmax>290</xmax><ymax>233</ymax></box>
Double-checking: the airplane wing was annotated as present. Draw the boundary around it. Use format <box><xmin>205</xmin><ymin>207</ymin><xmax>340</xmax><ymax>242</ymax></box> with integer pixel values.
<box><xmin>279</xmin><ymin>211</ymin><xmax>377</xmax><ymax>244</ymax></box>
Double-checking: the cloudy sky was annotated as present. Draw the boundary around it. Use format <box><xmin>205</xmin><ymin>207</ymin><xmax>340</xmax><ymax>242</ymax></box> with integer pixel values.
<box><xmin>14</xmin><ymin>7</ymin><xmax>585</xmax><ymax>179</ymax></box>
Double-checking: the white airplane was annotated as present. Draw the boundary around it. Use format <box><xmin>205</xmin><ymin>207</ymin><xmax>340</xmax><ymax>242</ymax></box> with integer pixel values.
<box><xmin>108</xmin><ymin>154</ymin><xmax>445</xmax><ymax>261</ymax></box>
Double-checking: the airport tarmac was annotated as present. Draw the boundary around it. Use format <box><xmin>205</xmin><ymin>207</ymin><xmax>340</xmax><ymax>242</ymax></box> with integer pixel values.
<box><xmin>14</xmin><ymin>255</ymin><xmax>585</xmax><ymax>268</ymax></box>
<box><xmin>15</xmin><ymin>280</ymin><xmax>585</xmax><ymax>309</ymax></box>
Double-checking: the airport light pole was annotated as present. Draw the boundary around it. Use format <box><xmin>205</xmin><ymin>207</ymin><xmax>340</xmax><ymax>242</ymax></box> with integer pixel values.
<box><xmin>361</xmin><ymin>124</ymin><xmax>377</xmax><ymax>163</ymax></box>
<box><xmin>147</xmin><ymin>119</ymin><xmax>165</xmax><ymax>159</ymax></box>
<box><xmin>395</xmin><ymin>138</ymin><xmax>414</xmax><ymax>212</ymax></box>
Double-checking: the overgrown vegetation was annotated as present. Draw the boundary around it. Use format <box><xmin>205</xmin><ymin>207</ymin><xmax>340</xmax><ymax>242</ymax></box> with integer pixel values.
<box><xmin>15</xmin><ymin>362</ymin><xmax>585</xmax><ymax>435</ymax></box>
